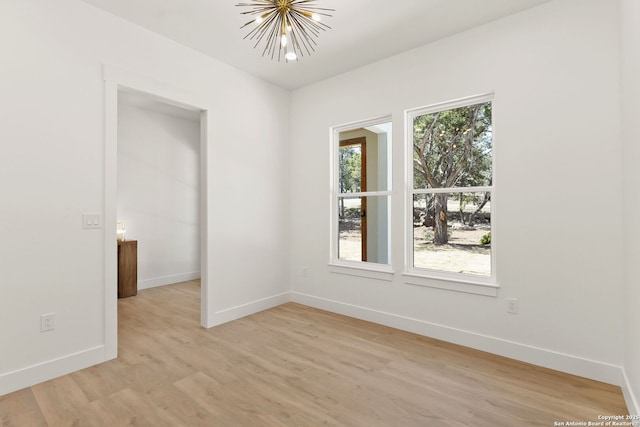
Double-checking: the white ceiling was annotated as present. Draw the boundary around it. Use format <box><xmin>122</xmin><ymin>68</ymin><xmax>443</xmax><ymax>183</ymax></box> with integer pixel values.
<box><xmin>80</xmin><ymin>0</ymin><xmax>553</xmax><ymax>90</ymax></box>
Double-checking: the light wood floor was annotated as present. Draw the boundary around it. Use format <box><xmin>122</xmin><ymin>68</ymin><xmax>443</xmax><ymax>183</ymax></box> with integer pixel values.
<box><xmin>1</xmin><ymin>280</ymin><xmax>628</xmax><ymax>426</ymax></box>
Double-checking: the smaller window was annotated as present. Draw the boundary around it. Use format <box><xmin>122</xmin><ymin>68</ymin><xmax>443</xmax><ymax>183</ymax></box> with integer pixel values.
<box><xmin>331</xmin><ymin>117</ymin><xmax>392</xmax><ymax>269</ymax></box>
<box><xmin>406</xmin><ymin>94</ymin><xmax>495</xmax><ymax>285</ymax></box>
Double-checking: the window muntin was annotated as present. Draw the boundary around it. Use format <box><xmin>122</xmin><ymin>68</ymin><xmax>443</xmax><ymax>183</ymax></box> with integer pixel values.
<box><xmin>408</xmin><ymin>95</ymin><xmax>494</xmax><ymax>282</ymax></box>
<box><xmin>332</xmin><ymin>118</ymin><xmax>392</xmax><ymax>267</ymax></box>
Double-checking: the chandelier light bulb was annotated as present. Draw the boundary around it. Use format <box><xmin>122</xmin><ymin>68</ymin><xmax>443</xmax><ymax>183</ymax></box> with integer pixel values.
<box><xmin>255</xmin><ymin>15</ymin><xmax>264</xmax><ymax>24</ymax></box>
<box><xmin>286</xmin><ymin>51</ymin><xmax>297</xmax><ymax>61</ymax></box>
<box><xmin>281</xmin><ymin>34</ymin><xmax>288</xmax><ymax>47</ymax></box>
<box><xmin>311</xmin><ymin>13</ymin><xmax>321</xmax><ymax>22</ymax></box>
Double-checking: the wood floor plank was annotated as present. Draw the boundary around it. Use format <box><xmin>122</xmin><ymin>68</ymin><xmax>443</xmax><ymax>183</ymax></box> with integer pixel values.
<box><xmin>89</xmin><ymin>387</ymin><xmax>171</xmax><ymax>427</ymax></box>
<box><xmin>174</xmin><ymin>371</ymin><xmax>287</xmax><ymax>426</ymax></box>
<box><xmin>1</xmin><ymin>409</ymin><xmax>48</xmax><ymax>427</ymax></box>
<box><xmin>69</xmin><ymin>360</ymin><xmax>130</xmax><ymax>403</ymax></box>
<box><xmin>0</xmin><ymin>280</ymin><xmax>629</xmax><ymax>426</ymax></box>
<box><xmin>30</xmin><ymin>375</ymin><xmax>91</xmax><ymax>426</ymax></box>
<box><xmin>142</xmin><ymin>382</ymin><xmax>221</xmax><ymax>427</ymax></box>
<box><xmin>0</xmin><ymin>388</ymin><xmax>40</xmax><ymax>422</ymax></box>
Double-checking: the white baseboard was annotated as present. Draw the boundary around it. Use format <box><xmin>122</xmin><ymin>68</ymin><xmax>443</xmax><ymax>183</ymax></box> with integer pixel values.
<box><xmin>622</xmin><ymin>369</ymin><xmax>640</xmax><ymax>417</ymax></box>
<box><xmin>290</xmin><ymin>292</ymin><xmax>623</xmax><ymax>386</ymax></box>
<box><xmin>0</xmin><ymin>345</ymin><xmax>105</xmax><ymax>396</ymax></box>
<box><xmin>206</xmin><ymin>292</ymin><xmax>291</xmax><ymax>327</ymax></box>
<box><xmin>138</xmin><ymin>272</ymin><xmax>201</xmax><ymax>290</ymax></box>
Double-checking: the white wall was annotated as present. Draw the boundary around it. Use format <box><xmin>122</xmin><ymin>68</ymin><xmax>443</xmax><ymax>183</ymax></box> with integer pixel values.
<box><xmin>117</xmin><ymin>102</ymin><xmax>200</xmax><ymax>289</ymax></box>
<box><xmin>290</xmin><ymin>0</ymin><xmax>625</xmax><ymax>386</ymax></box>
<box><xmin>0</xmin><ymin>0</ymin><xmax>290</xmax><ymax>395</ymax></box>
<box><xmin>620</xmin><ymin>0</ymin><xmax>640</xmax><ymax>416</ymax></box>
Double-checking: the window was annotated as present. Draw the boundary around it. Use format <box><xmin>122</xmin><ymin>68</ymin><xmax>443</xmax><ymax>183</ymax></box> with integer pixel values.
<box><xmin>406</xmin><ymin>94</ymin><xmax>495</xmax><ymax>285</ymax></box>
<box><xmin>331</xmin><ymin>117</ymin><xmax>392</xmax><ymax>271</ymax></box>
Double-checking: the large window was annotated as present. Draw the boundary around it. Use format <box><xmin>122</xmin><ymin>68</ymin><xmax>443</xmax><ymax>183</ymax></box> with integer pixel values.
<box><xmin>407</xmin><ymin>94</ymin><xmax>495</xmax><ymax>284</ymax></box>
<box><xmin>331</xmin><ymin>117</ymin><xmax>392</xmax><ymax>269</ymax></box>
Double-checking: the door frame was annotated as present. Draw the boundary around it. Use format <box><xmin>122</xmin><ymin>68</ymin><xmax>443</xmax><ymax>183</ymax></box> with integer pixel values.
<box><xmin>103</xmin><ymin>65</ymin><xmax>213</xmax><ymax>360</ymax></box>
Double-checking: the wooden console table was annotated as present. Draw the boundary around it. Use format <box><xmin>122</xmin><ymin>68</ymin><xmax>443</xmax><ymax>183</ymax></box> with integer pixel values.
<box><xmin>117</xmin><ymin>240</ymin><xmax>137</xmax><ymax>298</ymax></box>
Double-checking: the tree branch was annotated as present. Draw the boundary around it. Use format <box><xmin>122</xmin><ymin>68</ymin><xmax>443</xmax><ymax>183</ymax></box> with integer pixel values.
<box><xmin>417</xmin><ymin>112</ymin><xmax>441</xmax><ymax>188</ymax></box>
<box><xmin>445</xmin><ymin>105</ymin><xmax>481</xmax><ymax>187</ymax></box>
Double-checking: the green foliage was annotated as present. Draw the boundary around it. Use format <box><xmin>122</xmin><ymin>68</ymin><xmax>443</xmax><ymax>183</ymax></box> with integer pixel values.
<box><xmin>413</xmin><ymin>102</ymin><xmax>492</xmax><ymax>190</ymax></box>
<box><xmin>339</xmin><ymin>145</ymin><xmax>362</xmax><ymax>193</ymax></box>
<box><xmin>480</xmin><ymin>232</ymin><xmax>491</xmax><ymax>245</ymax></box>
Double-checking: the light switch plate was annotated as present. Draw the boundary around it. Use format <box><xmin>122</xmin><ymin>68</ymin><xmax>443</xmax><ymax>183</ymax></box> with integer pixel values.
<box><xmin>82</xmin><ymin>213</ymin><xmax>102</xmax><ymax>229</ymax></box>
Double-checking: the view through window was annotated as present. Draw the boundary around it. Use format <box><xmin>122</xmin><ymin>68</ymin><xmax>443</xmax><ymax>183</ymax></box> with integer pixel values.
<box><xmin>334</xmin><ymin>120</ymin><xmax>392</xmax><ymax>265</ymax></box>
<box><xmin>409</xmin><ymin>95</ymin><xmax>494</xmax><ymax>279</ymax></box>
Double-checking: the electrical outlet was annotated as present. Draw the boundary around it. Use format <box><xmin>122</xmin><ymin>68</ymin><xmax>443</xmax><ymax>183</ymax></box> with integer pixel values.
<box><xmin>41</xmin><ymin>313</ymin><xmax>55</xmax><ymax>332</ymax></box>
<box><xmin>507</xmin><ymin>298</ymin><xmax>519</xmax><ymax>315</ymax></box>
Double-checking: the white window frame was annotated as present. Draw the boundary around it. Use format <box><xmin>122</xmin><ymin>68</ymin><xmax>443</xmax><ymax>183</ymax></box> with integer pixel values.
<box><xmin>404</xmin><ymin>93</ymin><xmax>498</xmax><ymax>295</ymax></box>
<box><xmin>329</xmin><ymin>115</ymin><xmax>393</xmax><ymax>278</ymax></box>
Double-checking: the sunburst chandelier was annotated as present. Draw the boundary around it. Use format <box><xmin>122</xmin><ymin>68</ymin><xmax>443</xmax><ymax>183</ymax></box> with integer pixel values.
<box><xmin>236</xmin><ymin>0</ymin><xmax>334</xmax><ymax>62</ymax></box>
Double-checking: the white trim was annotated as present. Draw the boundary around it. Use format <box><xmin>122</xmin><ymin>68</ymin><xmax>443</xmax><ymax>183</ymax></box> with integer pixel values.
<box><xmin>406</xmin><ymin>93</ymin><xmax>496</xmax><ymax>118</ymax></box>
<box><xmin>337</xmin><ymin>191</ymin><xmax>392</xmax><ymax>198</ymax></box>
<box><xmin>329</xmin><ymin>262</ymin><xmax>394</xmax><ymax>281</ymax></box>
<box><xmin>103</xmin><ymin>64</ymin><xmax>214</xmax><ymax>352</ymax></box>
<box><xmin>199</xmin><ymin>109</ymin><xmax>212</xmax><ymax>327</ymax></box>
<box><xmin>622</xmin><ymin>369</ymin><xmax>640</xmax><ymax>419</ymax></box>
<box><xmin>405</xmin><ymin>92</ymin><xmax>497</xmax><ymax>288</ymax></box>
<box><xmin>332</xmin><ymin>115</ymin><xmax>395</xmax><ymax>134</ymax></box>
<box><xmin>104</xmin><ymin>79</ymin><xmax>118</xmax><ymax>361</ymax></box>
<box><xmin>138</xmin><ymin>272</ymin><xmax>201</xmax><ymax>290</ymax></box>
<box><xmin>403</xmin><ymin>273</ymin><xmax>498</xmax><ymax>296</ymax></box>
<box><xmin>103</xmin><ymin>66</ymin><xmax>208</xmax><ymax>112</ymax></box>
<box><xmin>290</xmin><ymin>292</ymin><xmax>623</xmax><ymax>386</ymax></box>
<box><xmin>207</xmin><ymin>293</ymin><xmax>291</xmax><ymax>327</ymax></box>
<box><xmin>0</xmin><ymin>346</ymin><xmax>105</xmax><ymax>396</ymax></box>
<box><xmin>411</xmin><ymin>186</ymin><xmax>492</xmax><ymax>195</ymax></box>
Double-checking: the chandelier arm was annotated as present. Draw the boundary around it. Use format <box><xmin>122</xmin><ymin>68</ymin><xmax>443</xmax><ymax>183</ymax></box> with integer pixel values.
<box><xmin>290</xmin><ymin>3</ymin><xmax>334</xmax><ymax>15</ymax></box>
<box><xmin>289</xmin><ymin>9</ymin><xmax>330</xmax><ymax>34</ymax></box>
<box><xmin>293</xmin><ymin>13</ymin><xmax>331</xmax><ymax>32</ymax></box>
<box><xmin>244</xmin><ymin>12</ymin><xmax>279</xmax><ymax>42</ymax></box>
<box><xmin>271</xmin><ymin>14</ymin><xmax>284</xmax><ymax>59</ymax></box>
<box><xmin>287</xmin><ymin>14</ymin><xmax>317</xmax><ymax>56</ymax></box>
<box><xmin>289</xmin><ymin>1</ymin><xmax>334</xmax><ymax>17</ymax></box>
<box><xmin>240</xmin><ymin>7</ymin><xmax>277</xmax><ymax>30</ymax></box>
<box><xmin>262</xmin><ymin>15</ymin><xmax>281</xmax><ymax>57</ymax></box>
<box><xmin>288</xmin><ymin>12</ymin><xmax>322</xmax><ymax>39</ymax></box>
<box><xmin>287</xmin><ymin>25</ymin><xmax>308</xmax><ymax>58</ymax></box>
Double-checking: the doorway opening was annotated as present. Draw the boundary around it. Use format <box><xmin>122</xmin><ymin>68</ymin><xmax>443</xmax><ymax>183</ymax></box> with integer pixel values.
<box><xmin>117</xmin><ymin>90</ymin><xmax>201</xmax><ymax>294</ymax></box>
<box><xmin>103</xmin><ymin>66</ymin><xmax>212</xmax><ymax>360</ymax></box>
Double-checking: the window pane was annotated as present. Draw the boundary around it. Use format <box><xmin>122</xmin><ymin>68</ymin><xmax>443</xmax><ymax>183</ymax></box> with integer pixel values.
<box><xmin>413</xmin><ymin>192</ymin><xmax>491</xmax><ymax>276</ymax></box>
<box><xmin>339</xmin><ymin>196</ymin><xmax>390</xmax><ymax>264</ymax></box>
<box><xmin>339</xmin><ymin>197</ymin><xmax>362</xmax><ymax>261</ymax></box>
<box><xmin>339</xmin><ymin>144</ymin><xmax>362</xmax><ymax>193</ymax></box>
<box><xmin>413</xmin><ymin>102</ymin><xmax>492</xmax><ymax>189</ymax></box>
<box><xmin>339</xmin><ymin>122</ymin><xmax>391</xmax><ymax>193</ymax></box>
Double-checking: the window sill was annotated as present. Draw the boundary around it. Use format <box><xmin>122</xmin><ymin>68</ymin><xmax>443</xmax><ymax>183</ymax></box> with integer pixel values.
<box><xmin>403</xmin><ymin>271</ymin><xmax>498</xmax><ymax>296</ymax></box>
<box><xmin>329</xmin><ymin>261</ymin><xmax>394</xmax><ymax>282</ymax></box>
